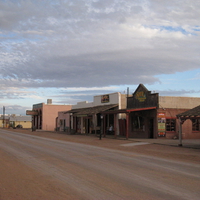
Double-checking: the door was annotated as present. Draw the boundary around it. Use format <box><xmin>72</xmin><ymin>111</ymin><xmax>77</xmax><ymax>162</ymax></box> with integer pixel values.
<box><xmin>149</xmin><ymin>118</ymin><xmax>154</xmax><ymax>138</ymax></box>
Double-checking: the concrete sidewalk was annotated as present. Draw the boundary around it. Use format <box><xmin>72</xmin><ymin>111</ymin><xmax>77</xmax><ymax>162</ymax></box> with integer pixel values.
<box><xmin>129</xmin><ymin>138</ymin><xmax>200</xmax><ymax>149</ymax></box>
<box><xmin>99</xmin><ymin>134</ymin><xmax>200</xmax><ymax>149</ymax></box>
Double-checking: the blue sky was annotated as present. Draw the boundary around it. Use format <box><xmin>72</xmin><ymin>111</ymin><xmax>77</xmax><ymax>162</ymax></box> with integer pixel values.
<box><xmin>0</xmin><ymin>0</ymin><xmax>200</xmax><ymax>115</ymax></box>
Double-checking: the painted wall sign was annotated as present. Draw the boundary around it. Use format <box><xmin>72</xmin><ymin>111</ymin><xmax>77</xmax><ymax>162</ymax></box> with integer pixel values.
<box><xmin>135</xmin><ymin>91</ymin><xmax>146</xmax><ymax>102</ymax></box>
<box><xmin>127</xmin><ymin>84</ymin><xmax>158</xmax><ymax>109</ymax></box>
<box><xmin>101</xmin><ymin>95</ymin><xmax>109</xmax><ymax>103</ymax></box>
<box><xmin>157</xmin><ymin>113</ymin><xmax>166</xmax><ymax>137</ymax></box>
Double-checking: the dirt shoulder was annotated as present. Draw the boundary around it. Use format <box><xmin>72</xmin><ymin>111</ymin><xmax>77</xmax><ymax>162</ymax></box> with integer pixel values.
<box><xmin>8</xmin><ymin>128</ymin><xmax>200</xmax><ymax>164</ymax></box>
<box><xmin>0</xmin><ymin>148</ymin><xmax>71</xmax><ymax>200</ymax></box>
<box><xmin>1</xmin><ymin>128</ymin><xmax>200</xmax><ymax>200</ymax></box>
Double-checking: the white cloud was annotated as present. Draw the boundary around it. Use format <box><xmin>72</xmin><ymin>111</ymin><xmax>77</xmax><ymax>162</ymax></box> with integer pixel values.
<box><xmin>0</xmin><ymin>0</ymin><xmax>200</xmax><ymax>113</ymax></box>
<box><xmin>62</xmin><ymin>86</ymin><xmax>118</xmax><ymax>91</ymax></box>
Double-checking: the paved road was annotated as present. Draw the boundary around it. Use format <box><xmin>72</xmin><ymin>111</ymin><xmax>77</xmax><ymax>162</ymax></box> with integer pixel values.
<box><xmin>0</xmin><ymin>130</ymin><xmax>200</xmax><ymax>200</ymax></box>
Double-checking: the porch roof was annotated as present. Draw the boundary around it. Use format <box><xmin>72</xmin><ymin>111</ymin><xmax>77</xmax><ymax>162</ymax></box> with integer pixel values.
<box><xmin>177</xmin><ymin>105</ymin><xmax>200</xmax><ymax>119</ymax></box>
<box><xmin>66</xmin><ymin>104</ymin><xmax>118</xmax><ymax>115</ymax></box>
<box><xmin>101</xmin><ymin>106</ymin><xmax>157</xmax><ymax>114</ymax></box>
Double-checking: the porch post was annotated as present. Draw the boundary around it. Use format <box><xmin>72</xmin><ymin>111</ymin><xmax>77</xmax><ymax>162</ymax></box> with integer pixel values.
<box><xmin>114</xmin><ymin>113</ymin><xmax>117</xmax><ymax>138</ymax></box>
<box><xmin>126</xmin><ymin>112</ymin><xmax>129</xmax><ymax>139</ymax></box>
<box><xmin>103</xmin><ymin>114</ymin><xmax>106</xmax><ymax>137</ymax></box>
<box><xmin>94</xmin><ymin>114</ymin><xmax>97</xmax><ymax>135</ymax></box>
<box><xmin>178</xmin><ymin>117</ymin><xmax>182</xmax><ymax>146</ymax></box>
<box><xmin>69</xmin><ymin>113</ymin><xmax>72</xmax><ymax>130</ymax></box>
<box><xmin>99</xmin><ymin>115</ymin><xmax>103</xmax><ymax>140</ymax></box>
<box><xmin>74</xmin><ymin>117</ymin><xmax>77</xmax><ymax>132</ymax></box>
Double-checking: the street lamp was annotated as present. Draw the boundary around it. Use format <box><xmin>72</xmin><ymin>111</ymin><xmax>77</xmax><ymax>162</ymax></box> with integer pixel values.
<box><xmin>99</xmin><ymin>115</ymin><xmax>103</xmax><ymax>140</ymax></box>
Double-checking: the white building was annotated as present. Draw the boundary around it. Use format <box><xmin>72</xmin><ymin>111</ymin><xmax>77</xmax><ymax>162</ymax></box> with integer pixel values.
<box><xmin>69</xmin><ymin>92</ymin><xmax>127</xmax><ymax>136</ymax></box>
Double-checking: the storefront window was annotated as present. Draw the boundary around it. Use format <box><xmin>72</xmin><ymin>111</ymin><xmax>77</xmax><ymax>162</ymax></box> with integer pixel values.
<box><xmin>192</xmin><ymin>119</ymin><xmax>200</xmax><ymax>131</ymax></box>
<box><xmin>133</xmin><ymin>116</ymin><xmax>144</xmax><ymax>131</ymax></box>
<box><xmin>166</xmin><ymin>119</ymin><xmax>176</xmax><ymax>131</ymax></box>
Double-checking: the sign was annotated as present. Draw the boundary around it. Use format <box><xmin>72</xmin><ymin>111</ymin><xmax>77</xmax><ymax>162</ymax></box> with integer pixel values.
<box><xmin>157</xmin><ymin>113</ymin><xmax>166</xmax><ymax>137</ymax></box>
<box><xmin>26</xmin><ymin>110</ymin><xmax>38</xmax><ymax>115</ymax></box>
<box><xmin>101</xmin><ymin>95</ymin><xmax>109</xmax><ymax>103</ymax></box>
<box><xmin>135</xmin><ymin>91</ymin><xmax>146</xmax><ymax>102</ymax></box>
<box><xmin>127</xmin><ymin>84</ymin><xmax>158</xmax><ymax>109</ymax></box>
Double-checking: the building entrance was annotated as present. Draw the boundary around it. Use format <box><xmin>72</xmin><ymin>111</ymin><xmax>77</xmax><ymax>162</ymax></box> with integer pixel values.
<box><xmin>149</xmin><ymin>118</ymin><xmax>154</xmax><ymax>138</ymax></box>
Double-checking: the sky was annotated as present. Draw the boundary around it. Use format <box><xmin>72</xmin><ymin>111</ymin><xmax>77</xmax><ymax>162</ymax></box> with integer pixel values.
<box><xmin>0</xmin><ymin>0</ymin><xmax>200</xmax><ymax>115</ymax></box>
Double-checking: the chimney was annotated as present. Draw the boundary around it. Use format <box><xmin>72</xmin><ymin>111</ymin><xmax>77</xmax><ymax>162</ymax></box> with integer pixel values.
<box><xmin>47</xmin><ymin>99</ymin><xmax>52</xmax><ymax>105</ymax></box>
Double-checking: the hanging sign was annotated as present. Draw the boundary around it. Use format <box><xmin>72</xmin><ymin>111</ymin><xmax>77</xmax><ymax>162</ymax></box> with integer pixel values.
<box><xmin>157</xmin><ymin>113</ymin><xmax>166</xmax><ymax>136</ymax></box>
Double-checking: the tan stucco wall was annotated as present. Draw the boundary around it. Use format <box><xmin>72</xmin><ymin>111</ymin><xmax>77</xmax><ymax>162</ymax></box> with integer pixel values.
<box><xmin>42</xmin><ymin>105</ymin><xmax>72</xmax><ymax>131</ymax></box>
<box><xmin>0</xmin><ymin>119</ymin><xmax>9</xmax><ymax>128</ymax></box>
<box><xmin>159</xmin><ymin>96</ymin><xmax>200</xmax><ymax>109</ymax></box>
<box><xmin>14</xmin><ymin>121</ymin><xmax>32</xmax><ymax>128</ymax></box>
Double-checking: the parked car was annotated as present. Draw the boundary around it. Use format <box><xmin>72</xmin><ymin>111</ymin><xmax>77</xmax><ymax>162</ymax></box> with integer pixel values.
<box><xmin>14</xmin><ymin>124</ymin><xmax>23</xmax><ymax>129</ymax></box>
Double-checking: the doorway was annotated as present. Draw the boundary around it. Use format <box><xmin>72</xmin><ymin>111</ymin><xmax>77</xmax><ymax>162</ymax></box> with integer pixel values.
<box><xmin>149</xmin><ymin>118</ymin><xmax>154</xmax><ymax>138</ymax></box>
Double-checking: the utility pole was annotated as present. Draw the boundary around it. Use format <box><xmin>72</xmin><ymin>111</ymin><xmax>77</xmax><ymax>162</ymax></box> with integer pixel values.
<box><xmin>127</xmin><ymin>87</ymin><xmax>129</xmax><ymax>97</ymax></box>
<box><xmin>3</xmin><ymin>106</ymin><xmax>5</xmax><ymax>128</ymax></box>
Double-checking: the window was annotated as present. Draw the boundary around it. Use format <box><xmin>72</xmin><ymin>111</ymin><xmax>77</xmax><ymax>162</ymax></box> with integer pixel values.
<box><xmin>133</xmin><ymin>116</ymin><xmax>144</xmax><ymax>131</ymax></box>
<box><xmin>192</xmin><ymin>119</ymin><xmax>200</xmax><ymax>131</ymax></box>
<box><xmin>166</xmin><ymin>119</ymin><xmax>176</xmax><ymax>131</ymax></box>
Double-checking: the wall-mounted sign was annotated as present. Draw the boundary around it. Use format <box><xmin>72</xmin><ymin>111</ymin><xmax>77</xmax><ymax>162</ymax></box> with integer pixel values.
<box><xmin>157</xmin><ymin>113</ymin><xmax>166</xmax><ymax>137</ymax></box>
<box><xmin>127</xmin><ymin>84</ymin><xmax>158</xmax><ymax>109</ymax></box>
<box><xmin>26</xmin><ymin>110</ymin><xmax>38</xmax><ymax>115</ymax></box>
<box><xmin>135</xmin><ymin>91</ymin><xmax>146</xmax><ymax>102</ymax></box>
<box><xmin>101</xmin><ymin>95</ymin><xmax>109</xmax><ymax>103</ymax></box>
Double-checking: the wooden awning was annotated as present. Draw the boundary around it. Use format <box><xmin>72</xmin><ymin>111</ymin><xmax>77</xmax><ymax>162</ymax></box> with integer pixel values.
<box><xmin>101</xmin><ymin>106</ymin><xmax>157</xmax><ymax>114</ymax></box>
<box><xmin>177</xmin><ymin>105</ymin><xmax>200</xmax><ymax>119</ymax></box>
<box><xmin>26</xmin><ymin>110</ymin><xmax>38</xmax><ymax>115</ymax></box>
<box><xmin>65</xmin><ymin>104</ymin><xmax>118</xmax><ymax>116</ymax></box>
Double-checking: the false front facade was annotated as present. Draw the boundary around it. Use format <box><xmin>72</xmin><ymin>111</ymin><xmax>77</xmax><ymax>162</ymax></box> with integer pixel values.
<box><xmin>126</xmin><ymin>84</ymin><xmax>200</xmax><ymax>139</ymax></box>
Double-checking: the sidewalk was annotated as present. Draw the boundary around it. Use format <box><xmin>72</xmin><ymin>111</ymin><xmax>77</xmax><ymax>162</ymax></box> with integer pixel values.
<box><xmin>103</xmin><ymin>134</ymin><xmax>200</xmax><ymax>149</ymax></box>
<box><xmin>128</xmin><ymin>138</ymin><xmax>200</xmax><ymax>149</ymax></box>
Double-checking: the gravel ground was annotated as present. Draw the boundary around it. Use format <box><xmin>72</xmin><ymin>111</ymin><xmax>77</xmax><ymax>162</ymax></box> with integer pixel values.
<box><xmin>1</xmin><ymin>128</ymin><xmax>200</xmax><ymax>200</ymax></box>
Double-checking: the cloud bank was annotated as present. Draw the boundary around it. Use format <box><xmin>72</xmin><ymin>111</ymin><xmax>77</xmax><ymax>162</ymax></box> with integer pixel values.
<box><xmin>0</xmin><ymin>0</ymin><xmax>200</xmax><ymax>114</ymax></box>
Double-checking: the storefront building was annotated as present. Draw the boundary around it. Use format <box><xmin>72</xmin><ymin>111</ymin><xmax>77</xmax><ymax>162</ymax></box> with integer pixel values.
<box><xmin>125</xmin><ymin>84</ymin><xmax>200</xmax><ymax>139</ymax></box>
<box><xmin>56</xmin><ymin>111</ymin><xmax>72</xmax><ymax>132</ymax></box>
<box><xmin>0</xmin><ymin>115</ymin><xmax>9</xmax><ymax>128</ymax></box>
<box><xmin>27</xmin><ymin>99</ymin><xmax>71</xmax><ymax>131</ymax></box>
<box><xmin>177</xmin><ymin>105</ymin><xmax>200</xmax><ymax>142</ymax></box>
<box><xmin>67</xmin><ymin>92</ymin><xmax>127</xmax><ymax>135</ymax></box>
<box><xmin>9</xmin><ymin>115</ymin><xmax>32</xmax><ymax>129</ymax></box>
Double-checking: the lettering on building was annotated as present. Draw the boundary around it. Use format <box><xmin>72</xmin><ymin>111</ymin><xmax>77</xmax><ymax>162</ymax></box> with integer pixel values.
<box><xmin>101</xmin><ymin>95</ymin><xmax>109</xmax><ymax>103</ymax></box>
<box><xmin>135</xmin><ymin>91</ymin><xmax>146</xmax><ymax>102</ymax></box>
